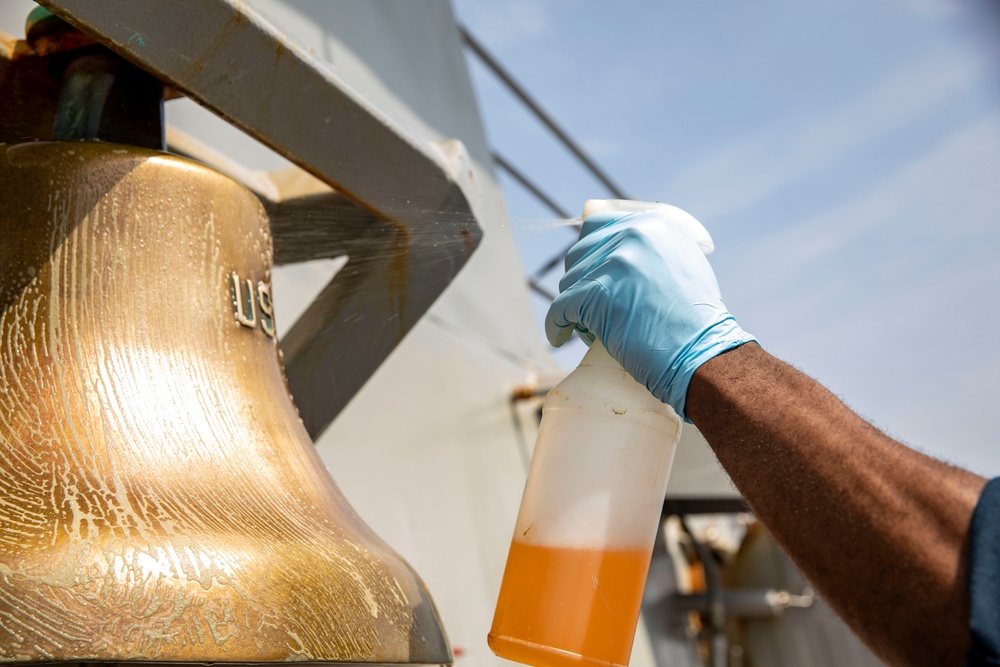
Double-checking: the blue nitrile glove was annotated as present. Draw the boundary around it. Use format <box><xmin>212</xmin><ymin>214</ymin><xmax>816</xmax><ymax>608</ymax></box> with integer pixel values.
<box><xmin>545</xmin><ymin>207</ymin><xmax>756</xmax><ymax>421</ymax></box>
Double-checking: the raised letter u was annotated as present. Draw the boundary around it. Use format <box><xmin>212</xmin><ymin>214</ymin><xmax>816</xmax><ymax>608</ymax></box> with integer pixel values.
<box><xmin>231</xmin><ymin>272</ymin><xmax>256</xmax><ymax>328</ymax></box>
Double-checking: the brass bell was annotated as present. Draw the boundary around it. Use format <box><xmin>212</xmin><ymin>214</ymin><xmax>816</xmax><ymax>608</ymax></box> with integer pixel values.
<box><xmin>0</xmin><ymin>8</ymin><xmax>450</xmax><ymax>664</ymax></box>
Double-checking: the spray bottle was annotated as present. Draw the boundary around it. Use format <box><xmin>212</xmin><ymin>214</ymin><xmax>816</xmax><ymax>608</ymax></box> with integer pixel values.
<box><xmin>488</xmin><ymin>200</ymin><xmax>714</xmax><ymax>667</ymax></box>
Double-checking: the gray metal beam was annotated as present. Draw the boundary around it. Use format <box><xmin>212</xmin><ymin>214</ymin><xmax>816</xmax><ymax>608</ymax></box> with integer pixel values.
<box><xmin>38</xmin><ymin>0</ymin><xmax>481</xmax><ymax>232</ymax></box>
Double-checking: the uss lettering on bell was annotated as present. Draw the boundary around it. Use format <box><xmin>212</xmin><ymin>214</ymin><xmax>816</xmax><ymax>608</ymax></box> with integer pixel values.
<box><xmin>0</xmin><ymin>3</ymin><xmax>480</xmax><ymax>665</ymax></box>
<box><xmin>231</xmin><ymin>272</ymin><xmax>275</xmax><ymax>338</ymax></box>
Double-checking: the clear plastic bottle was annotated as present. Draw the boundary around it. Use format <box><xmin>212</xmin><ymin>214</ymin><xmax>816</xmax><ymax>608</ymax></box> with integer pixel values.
<box><xmin>488</xmin><ymin>341</ymin><xmax>682</xmax><ymax>667</ymax></box>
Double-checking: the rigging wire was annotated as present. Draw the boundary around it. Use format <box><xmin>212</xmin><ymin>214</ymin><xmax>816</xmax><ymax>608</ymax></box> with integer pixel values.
<box><xmin>491</xmin><ymin>153</ymin><xmax>574</xmax><ymax>301</ymax></box>
<box><xmin>492</xmin><ymin>151</ymin><xmax>574</xmax><ymax>220</ymax></box>
<box><xmin>459</xmin><ymin>25</ymin><xmax>632</xmax><ymax>302</ymax></box>
<box><xmin>460</xmin><ymin>26</ymin><xmax>629</xmax><ymax>200</ymax></box>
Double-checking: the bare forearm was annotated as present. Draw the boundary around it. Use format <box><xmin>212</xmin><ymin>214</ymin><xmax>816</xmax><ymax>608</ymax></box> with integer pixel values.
<box><xmin>686</xmin><ymin>343</ymin><xmax>987</xmax><ymax>667</ymax></box>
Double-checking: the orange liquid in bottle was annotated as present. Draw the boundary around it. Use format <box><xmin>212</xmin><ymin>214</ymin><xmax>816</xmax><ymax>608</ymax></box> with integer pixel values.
<box><xmin>488</xmin><ymin>541</ymin><xmax>651</xmax><ymax>667</ymax></box>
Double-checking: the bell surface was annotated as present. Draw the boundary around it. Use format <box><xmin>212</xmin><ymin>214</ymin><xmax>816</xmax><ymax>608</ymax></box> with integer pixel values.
<box><xmin>0</xmin><ymin>141</ymin><xmax>449</xmax><ymax>664</ymax></box>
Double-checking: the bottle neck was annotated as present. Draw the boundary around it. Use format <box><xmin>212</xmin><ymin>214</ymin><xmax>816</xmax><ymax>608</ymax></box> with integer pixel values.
<box><xmin>579</xmin><ymin>341</ymin><xmax>623</xmax><ymax>372</ymax></box>
<box><xmin>551</xmin><ymin>339</ymin><xmax>682</xmax><ymax>434</ymax></box>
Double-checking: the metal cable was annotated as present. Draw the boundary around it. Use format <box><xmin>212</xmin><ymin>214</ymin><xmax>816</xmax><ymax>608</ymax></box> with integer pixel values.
<box><xmin>492</xmin><ymin>151</ymin><xmax>579</xmax><ymax>289</ymax></box>
<box><xmin>528</xmin><ymin>278</ymin><xmax>557</xmax><ymax>301</ymax></box>
<box><xmin>492</xmin><ymin>151</ymin><xmax>573</xmax><ymax>220</ymax></box>
<box><xmin>461</xmin><ymin>25</ymin><xmax>634</xmax><ymax>300</ymax></box>
<box><xmin>460</xmin><ymin>25</ymin><xmax>630</xmax><ymax>200</ymax></box>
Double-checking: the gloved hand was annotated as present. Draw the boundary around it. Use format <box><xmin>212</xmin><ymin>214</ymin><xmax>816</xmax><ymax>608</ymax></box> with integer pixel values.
<box><xmin>545</xmin><ymin>206</ymin><xmax>756</xmax><ymax>421</ymax></box>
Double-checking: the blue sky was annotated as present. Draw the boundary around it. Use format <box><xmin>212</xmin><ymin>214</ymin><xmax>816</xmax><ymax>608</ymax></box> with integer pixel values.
<box><xmin>452</xmin><ymin>0</ymin><xmax>1000</xmax><ymax>475</ymax></box>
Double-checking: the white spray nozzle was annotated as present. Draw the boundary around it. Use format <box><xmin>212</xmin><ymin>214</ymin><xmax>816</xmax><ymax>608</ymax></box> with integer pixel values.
<box><xmin>582</xmin><ymin>198</ymin><xmax>715</xmax><ymax>255</ymax></box>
